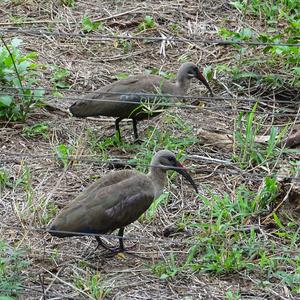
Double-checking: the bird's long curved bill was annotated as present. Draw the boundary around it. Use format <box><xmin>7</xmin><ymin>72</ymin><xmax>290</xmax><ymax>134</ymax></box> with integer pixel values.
<box><xmin>197</xmin><ymin>71</ymin><xmax>214</xmax><ymax>97</ymax></box>
<box><xmin>175</xmin><ymin>162</ymin><xmax>198</xmax><ymax>193</ymax></box>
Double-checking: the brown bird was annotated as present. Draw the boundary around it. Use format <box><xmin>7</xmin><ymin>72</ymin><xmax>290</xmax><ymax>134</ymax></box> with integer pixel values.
<box><xmin>49</xmin><ymin>150</ymin><xmax>198</xmax><ymax>252</ymax></box>
<box><xmin>69</xmin><ymin>62</ymin><xmax>213</xmax><ymax>141</ymax></box>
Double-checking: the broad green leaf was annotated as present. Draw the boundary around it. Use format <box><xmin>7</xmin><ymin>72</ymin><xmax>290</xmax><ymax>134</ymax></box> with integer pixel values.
<box><xmin>81</xmin><ymin>15</ymin><xmax>102</xmax><ymax>33</ymax></box>
<box><xmin>0</xmin><ymin>95</ymin><xmax>12</xmax><ymax>107</ymax></box>
<box><xmin>115</xmin><ymin>72</ymin><xmax>129</xmax><ymax>80</ymax></box>
<box><xmin>203</xmin><ymin>66</ymin><xmax>213</xmax><ymax>81</ymax></box>
<box><xmin>11</xmin><ymin>38</ymin><xmax>23</xmax><ymax>48</ymax></box>
<box><xmin>292</xmin><ymin>67</ymin><xmax>300</xmax><ymax>75</ymax></box>
<box><xmin>33</xmin><ymin>88</ymin><xmax>45</xmax><ymax>99</ymax></box>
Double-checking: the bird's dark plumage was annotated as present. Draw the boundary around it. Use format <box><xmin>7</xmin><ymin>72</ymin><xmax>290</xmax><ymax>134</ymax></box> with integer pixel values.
<box><xmin>49</xmin><ymin>150</ymin><xmax>198</xmax><ymax>252</ymax></box>
<box><xmin>69</xmin><ymin>62</ymin><xmax>213</xmax><ymax>140</ymax></box>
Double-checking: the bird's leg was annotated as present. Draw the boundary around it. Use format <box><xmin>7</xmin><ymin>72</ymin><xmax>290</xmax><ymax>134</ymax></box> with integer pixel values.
<box><xmin>118</xmin><ymin>227</ymin><xmax>125</xmax><ymax>251</ymax></box>
<box><xmin>84</xmin><ymin>231</ymin><xmax>136</xmax><ymax>259</ymax></box>
<box><xmin>95</xmin><ymin>232</ymin><xmax>126</xmax><ymax>254</ymax></box>
<box><xmin>92</xmin><ymin>231</ymin><xmax>123</xmax><ymax>259</ymax></box>
<box><xmin>115</xmin><ymin>117</ymin><xmax>122</xmax><ymax>142</ymax></box>
<box><xmin>83</xmin><ymin>236</ymin><xmax>112</xmax><ymax>258</ymax></box>
<box><xmin>132</xmin><ymin>118</ymin><xmax>143</xmax><ymax>144</ymax></box>
<box><xmin>132</xmin><ymin>118</ymin><xmax>139</xmax><ymax>140</ymax></box>
<box><xmin>95</xmin><ymin>236</ymin><xmax>113</xmax><ymax>251</ymax></box>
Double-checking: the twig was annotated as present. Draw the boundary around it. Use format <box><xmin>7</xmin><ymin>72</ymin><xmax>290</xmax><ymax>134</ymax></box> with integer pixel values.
<box><xmin>41</xmin><ymin>267</ymin><xmax>94</xmax><ymax>300</ymax></box>
<box><xmin>93</xmin><ymin>7</ymin><xmax>142</xmax><ymax>22</ymax></box>
<box><xmin>38</xmin><ymin>274</ymin><xmax>46</xmax><ymax>300</ymax></box>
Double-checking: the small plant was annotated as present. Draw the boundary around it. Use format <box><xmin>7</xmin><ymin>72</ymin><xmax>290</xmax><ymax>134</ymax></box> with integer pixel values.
<box><xmin>81</xmin><ymin>15</ymin><xmax>103</xmax><ymax>33</ymax></box>
<box><xmin>202</xmin><ymin>66</ymin><xmax>213</xmax><ymax>81</ymax></box>
<box><xmin>178</xmin><ymin>53</ymin><xmax>191</xmax><ymax>63</ymax></box>
<box><xmin>230</xmin><ymin>0</ymin><xmax>299</xmax><ymax>22</ymax></box>
<box><xmin>55</xmin><ymin>144</ymin><xmax>74</xmax><ymax>169</ymax></box>
<box><xmin>37</xmin><ymin>199</ymin><xmax>58</xmax><ymax>225</ymax></box>
<box><xmin>0</xmin><ymin>241</ymin><xmax>28</xmax><ymax>297</ymax></box>
<box><xmin>168</xmin><ymin>22</ymin><xmax>180</xmax><ymax>32</ymax></box>
<box><xmin>219</xmin><ymin>27</ymin><xmax>254</xmax><ymax>42</ymax></box>
<box><xmin>50</xmin><ymin>66</ymin><xmax>70</xmax><ymax>89</ymax></box>
<box><xmin>17</xmin><ymin>166</ymin><xmax>34</xmax><ymax>211</ymax></box>
<box><xmin>226</xmin><ymin>290</ymin><xmax>241</xmax><ymax>300</ymax></box>
<box><xmin>217</xmin><ymin>0</ymin><xmax>299</xmax><ymax>92</ymax></box>
<box><xmin>0</xmin><ymin>168</ymin><xmax>12</xmax><ymax>191</ymax></box>
<box><xmin>141</xmin><ymin>192</ymin><xmax>169</xmax><ymax>221</ymax></box>
<box><xmin>254</xmin><ymin>176</ymin><xmax>279</xmax><ymax>210</ymax></box>
<box><xmin>22</xmin><ymin>123</ymin><xmax>49</xmax><ymax>138</ymax></box>
<box><xmin>119</xmin><ymin>39</ymin><xmax>133</xmax><ymax>54</ymax></box>
<box><xmin>138</xmin><ymin>16</ymin><xmax>156</xmax><ymax>31</ymax></box>
<box><xmin>87</xmin><ymin>128</ymin><xmax>123</xmax><ymax>159</ymax></box>
<box><xmin>74</xmin><ymin>272</ymin><xmax>110</xmax><ymax>299</ymax></box>
<box><xmin>61</xmin><ymin>0</ymin><xmax>75</xmax><ymax>6</ymax></box>
<box><xmin>0</xmin><ymin>38</ymin><xmax>44</xmax><ymax>121</ymax></box>
<box><xmin>115</xmin><ymin>72</ymin><xmax>129</xmax><ymax>80</ymax></box>
<box><xmin>233</xmin><ymin>102</ymin><xmax>287</xmax><ymax>168</ymax></box>
<box><xmin>152</xmin><ymin>254</ymin><xmax>180</xmax><ymax>279</ymax></box>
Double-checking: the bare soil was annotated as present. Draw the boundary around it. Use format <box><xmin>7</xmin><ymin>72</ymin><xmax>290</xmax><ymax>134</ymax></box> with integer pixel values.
<box><xmin>0</xmin><ymin>1</ymin><xmax>299</xmax><ymax>299</ymax></box>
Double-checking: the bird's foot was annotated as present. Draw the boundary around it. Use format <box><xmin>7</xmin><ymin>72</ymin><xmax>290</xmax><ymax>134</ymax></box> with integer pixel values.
<box><xmin>133</xmin><ymin>138</ymin><xmax>144</xmax><ymax>144</ymax></box>
<box><xmin>102</xmin><ymin>242</ymin><xmax>137</xmax><ymax>258</ymax></box>
<box><xmin>101</xmin><ymin>246</ymin><xmax>123</xmax><ymax>258</ymax></box>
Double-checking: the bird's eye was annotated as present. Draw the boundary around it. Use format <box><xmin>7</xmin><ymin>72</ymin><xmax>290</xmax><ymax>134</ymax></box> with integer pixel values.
<box><xmin>167</xmin><ymin>156</ymin><xmax>175</xmax><ymax>162</ymax></box>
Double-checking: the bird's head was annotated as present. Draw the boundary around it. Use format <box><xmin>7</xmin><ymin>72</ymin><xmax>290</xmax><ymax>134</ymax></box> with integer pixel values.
<box><xmin>152</xmin><ymin>150</ymin><xmax>198</xmax><ymax>193</ymax></box>
<box><xmin>179</xmin><ymin>62</ymin><xmax>214</xmax><ymax>97</ymax></box>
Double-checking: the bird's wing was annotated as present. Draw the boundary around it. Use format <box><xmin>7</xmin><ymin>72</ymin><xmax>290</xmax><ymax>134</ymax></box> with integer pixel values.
<box><xmin>74</xmin><ymin>170</ymin><xmax>137</xmax><ymax>203</ymax></box>
<box><xmin>87</xmin><ymin>178</ymin><xmax>155</xmax><ymax>232</ymax></box>
<box><xmin>50</xmin><ymin>173</ymin><xmax>154</xmax><ymax>235</ymax></box>
<box><xmin>91</xmin><ymin>76</ymin><xmax>141</xmax><ymax>98</ymax></box>
<box><xmin>92</xmin><ymin>75</ymin><xmax>170</xmax><ymax>100</ymax></box>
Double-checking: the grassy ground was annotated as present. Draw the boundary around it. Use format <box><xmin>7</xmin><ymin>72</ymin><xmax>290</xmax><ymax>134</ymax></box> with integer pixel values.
<box><xmin>0</xmin><ymin>0</ymin><xmax>299</xmax><ymax>299</ymax></box>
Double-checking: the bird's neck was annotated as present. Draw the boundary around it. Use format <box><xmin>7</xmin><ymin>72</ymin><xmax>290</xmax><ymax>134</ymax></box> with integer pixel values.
<box><xmin>148</xmin><ymin>168</ymin><xmax>167</xmax><ymax>198</ymax></box>
<box><xmin>175</xmin><ymin>74</ymin><xmax>191</xmax><ymax>93</ymax></box>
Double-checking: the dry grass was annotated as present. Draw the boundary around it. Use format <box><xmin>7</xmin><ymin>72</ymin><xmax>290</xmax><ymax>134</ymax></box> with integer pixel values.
<box><xmin>0</xmin><ymin>0</ymin><xmax>299</xmax><ymax>299</ymax></box>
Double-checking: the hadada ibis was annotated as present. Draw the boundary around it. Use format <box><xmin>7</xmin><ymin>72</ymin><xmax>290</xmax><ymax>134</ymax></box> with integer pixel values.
<box><xmin>69</xmin><ymin>62</ymin><xmax>213</xmax><ymax>141</ymax></box>
<box><xmin>49</xmin><ymin>150</ymin><xmax>198</xmax><ymax>252</ymax></box>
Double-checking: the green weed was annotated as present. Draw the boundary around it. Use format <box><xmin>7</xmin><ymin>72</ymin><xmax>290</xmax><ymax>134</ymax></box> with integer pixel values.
<box><xmin>37</xmin><ymin>199</ymin><xmax>58</xmax><ymax>225</ymax></box>
<box><xmin>87</xmin><ymin>128</ymin><xmax>123</xmax><ymax>159</ymax></box>
<box><xmin>50</xmin><ymin>66</ymin><xmax>70</xmax><ymax>89</ymax></box>
<box><xmin>61</xmin><ymin>0</ymin><xmax>75</xmax><ymax>6</ymax></box>
<box><xmin>141</xmin><ymin>192</ymin><xmax>169</xmax><ymax>221</ymax></box>
<box><xmin>226</xmin><ymin>290</ymin><xmax>241</xmax><ymax>300</ymax></box>
<box><xmin>115</xmin><ymin>72</ymin><xmax>129</xmax><ymax>80</ymax></box>
<box><xmin>218</xmin><ymin>0</ymin><xmax>299</xmax><ymax>90</ymax></box>
<box><xmin>0</xmin><ymin>241</ymin><xmax>28</xmax><ymax>298</ymax></box>
<box><xmin>230</xmin><ymin>0</ymin><xmax>299</xmax><ymax>22</ymax></box>
<box><xmin>0</xmin><ymin>169</ymin><xmax>12</xmax><ymax>191</ymax></box>
<box><xmin>138</xmin><ymin>16</ymin><xmax>156</xmax><ymax>31</ymax></box>
<box><xmin>22</xmin><ymin>123</ymin><xmax>49</xmax><ymax>138</ymax></box>
<box><xmin>55</xmin><ymin>144</ymin><xmax>74</xmax><ymax>169</ymax></box>
<box><xmin>202</xmin><ymin>66</ymin><xmax>213</xmax><ymax>81</ymax></box>
<box><xmin>168</xmin><ymin>22</ymin><xmax>180</xmax><ymax>32</ymax></box>
<box><xmin>152</xmin><ymin>253</ymin><xmax>180</xmax><ymax>280</ymax></box>
<box><xmin>0</xmin><ymin>38</ymin><xmax>44</xmax><ymax>121</ymax></box>
<box><xmin>74</xmin><ymin>272</ymin><xmax>110</xmax><ymax>299</ymax></box>
<box><xmin>177</xmin><ymin>181</ymin><xmax>300</xmax><ymax>293</ymax></box>
<box><xmin>81</xmin><ymin>15</ymin><xmax>103</xmax><ymax>33</ymax></box>
<box><xmin>233</xmin><ymin>102</ymin><xmax>287</xmax><ymax>168</ymax></box>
